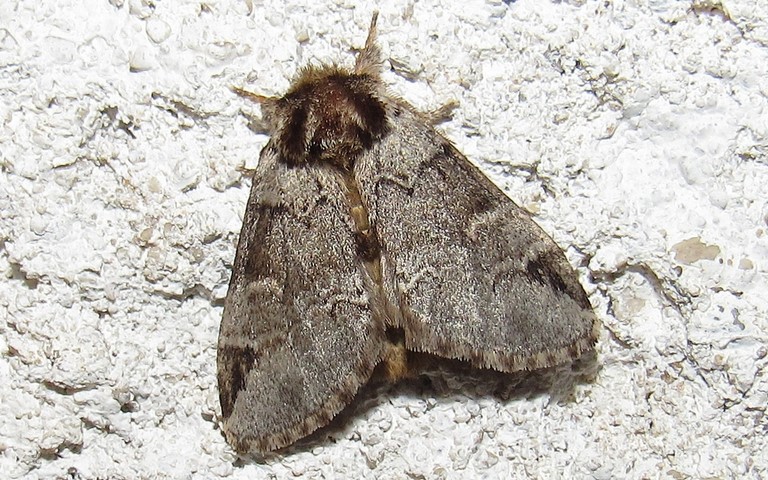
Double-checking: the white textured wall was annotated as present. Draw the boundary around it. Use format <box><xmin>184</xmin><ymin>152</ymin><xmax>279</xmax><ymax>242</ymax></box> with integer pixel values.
<box><xmin>2</xmin><ymin>0</ymin><xmax>767</xmax><ymax>478</ymax></box>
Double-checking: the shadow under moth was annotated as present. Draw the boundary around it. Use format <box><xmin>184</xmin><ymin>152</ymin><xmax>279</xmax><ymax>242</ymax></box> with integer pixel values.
<box><xmin>217</xmin><ymin>13</ymin><xmax>599</xmax><ymax>454</ymax></box>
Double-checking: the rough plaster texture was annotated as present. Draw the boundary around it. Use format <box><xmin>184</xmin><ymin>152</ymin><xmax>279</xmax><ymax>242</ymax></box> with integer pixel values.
<box><xmin>1</xmin><ymin>0</ymin><xmax>767</xmax><ymax>478</ymax></box>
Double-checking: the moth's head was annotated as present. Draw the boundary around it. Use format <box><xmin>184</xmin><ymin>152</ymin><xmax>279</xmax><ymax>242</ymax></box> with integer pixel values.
<box><xmin>258</xmin><ymin>65</ymin><xmax>389</xmax><ymax>170</ymax></box>
<box><xmin>234</xmin><ymin>13</ymin><xmax>386</xmax><ymax>171</ymax></box>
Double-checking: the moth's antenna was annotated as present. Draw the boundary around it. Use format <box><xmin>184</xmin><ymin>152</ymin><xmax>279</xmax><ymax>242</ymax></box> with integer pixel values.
<box><xmin>230</xmin><ymin>86</ymin><xmax>272</xmax><ymax>104</ymax></box>
<box><xmin>354</xmin><ymin>12</ymin><xmax>381</xmax><ymax>77</ymax></box>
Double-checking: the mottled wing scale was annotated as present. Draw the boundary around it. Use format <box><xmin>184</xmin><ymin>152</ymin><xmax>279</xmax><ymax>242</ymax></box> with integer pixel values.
<box><xmin>218</xmin><ymin>13</ymin><xmax>598</xmax><ymax>454</ymax></box>
<box><xmin>357</xmin><ymin>108</ymin><xmax>598</xmax><ymax>372</ymax></box>
<box><xmin>217</xmin><ymin>147</ymin><xmax>386</xmax><ymax>453</ymax></box>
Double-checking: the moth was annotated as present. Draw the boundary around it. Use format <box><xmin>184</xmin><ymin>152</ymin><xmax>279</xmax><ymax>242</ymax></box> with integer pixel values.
<box><xmin>217</xmin><ymin>13</ymin><xmax>598</xmax><ymax>454</ymax></box>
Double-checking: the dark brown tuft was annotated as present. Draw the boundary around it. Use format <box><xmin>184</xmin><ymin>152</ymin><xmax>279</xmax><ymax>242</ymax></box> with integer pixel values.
<box><xmin>354</xmin><ymin>226</ymin><xmax>382</xmax><ymax>262</ymax></box>
<box><xmin>282</xmin><ymin>105</ymin><xmax>309</xmax><ymax>166</ymax></box>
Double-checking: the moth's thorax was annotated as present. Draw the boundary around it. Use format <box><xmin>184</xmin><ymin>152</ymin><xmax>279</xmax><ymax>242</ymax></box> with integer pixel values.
<box><xmin>272</xmin><ymin>67</ymin><xmax>389</xmax><ymax>170</ymax></box>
